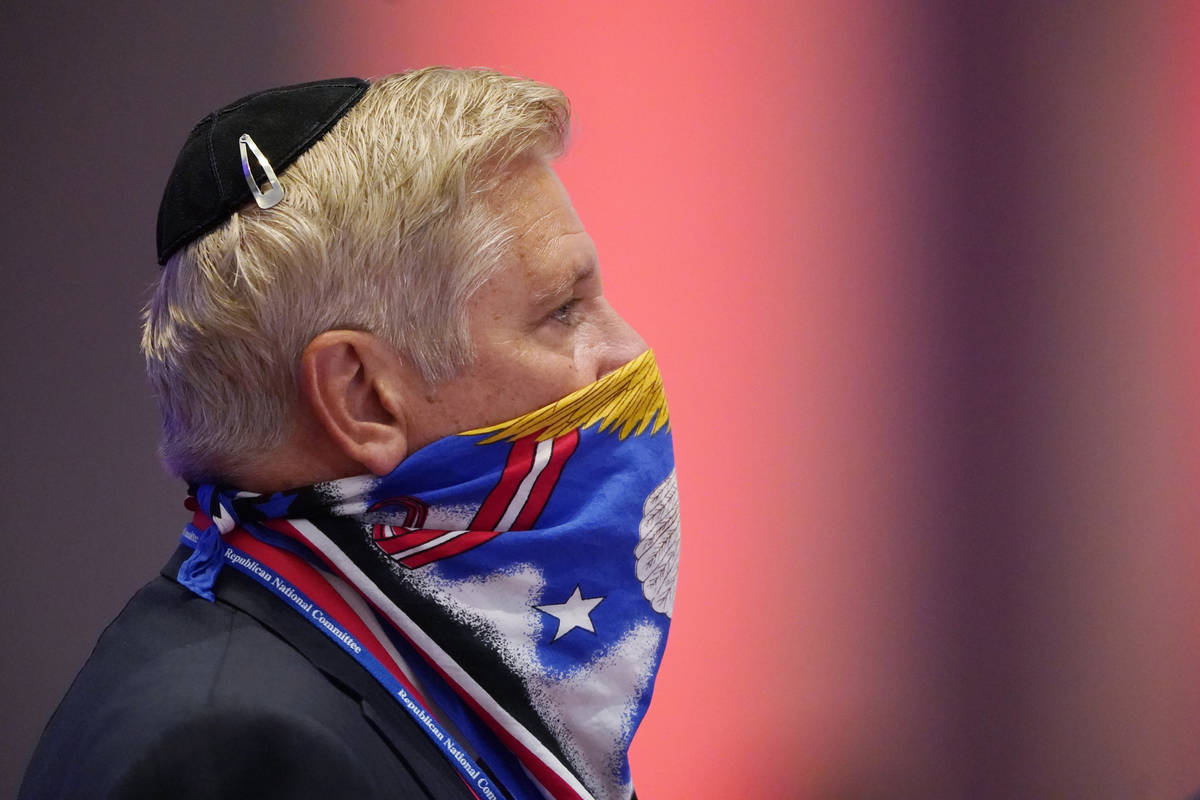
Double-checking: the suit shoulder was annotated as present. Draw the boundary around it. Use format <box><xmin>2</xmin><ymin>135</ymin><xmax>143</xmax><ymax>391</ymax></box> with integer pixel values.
<box><xmin>20</xmin><ymin>577</ymin><xmax>429</xmax><ymax>799</ymax></box>
<box><xmin>107</xmin><ymin>706</ymin><xmax>380</xmax><ymax>800</ymax></box>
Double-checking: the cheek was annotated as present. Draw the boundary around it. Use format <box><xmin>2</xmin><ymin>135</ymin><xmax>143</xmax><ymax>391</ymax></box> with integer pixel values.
<box><xmin>496</xmin><ymin>353</ymin><xmax>588</xmax><ymax>415</ymax></box>
<box><xmin>567</xmin><ymin>322</ymin><xmax>619</xmax><ymax>381</ymax></box>
<box><xmin>459</xmin><ymin>330</ymin><xmax>598</xmax><ymax>425</ymax></box>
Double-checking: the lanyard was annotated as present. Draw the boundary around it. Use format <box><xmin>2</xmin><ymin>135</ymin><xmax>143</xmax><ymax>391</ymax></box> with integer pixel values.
<box><xmin>180</xmin><ymin>527</ymin><xmax>511</xmax><ymax>800</ymax></box>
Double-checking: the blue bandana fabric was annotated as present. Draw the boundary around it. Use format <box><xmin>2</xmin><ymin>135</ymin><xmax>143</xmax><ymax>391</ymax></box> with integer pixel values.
<box><xmin>179</xmin><ymin>350</ymin><xmax>680</xmax><ymax>800</ymax></box>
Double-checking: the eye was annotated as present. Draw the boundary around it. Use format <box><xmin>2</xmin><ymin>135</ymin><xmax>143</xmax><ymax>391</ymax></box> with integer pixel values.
<box><xmin>550</xmin><ymin>298</ymin><xmax>582</xmax><ymax>325</ymax></box>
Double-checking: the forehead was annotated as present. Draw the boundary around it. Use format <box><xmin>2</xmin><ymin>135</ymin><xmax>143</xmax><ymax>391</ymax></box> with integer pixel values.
<box><xmin>491</xmin><ymin>159</ymin><xmax>582</xmax><ymax>239</ymax></box>
<box><xmin>484</xmin><ymin>160</ymin><xmax>595</xmax><ymax>289</ymax></box>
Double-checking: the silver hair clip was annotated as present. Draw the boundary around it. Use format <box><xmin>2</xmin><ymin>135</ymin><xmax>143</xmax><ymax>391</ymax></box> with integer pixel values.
<box><xmin>238</xmin><ymin>133</ymin><xmax>284</xmax><ymax>209</ymax></box>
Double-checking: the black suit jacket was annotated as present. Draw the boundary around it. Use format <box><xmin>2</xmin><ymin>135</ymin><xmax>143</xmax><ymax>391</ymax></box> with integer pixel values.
<box><xmin>20</xmin><ymin>548</ymin><xmax>476</xmax><ymax>799</ymax></box>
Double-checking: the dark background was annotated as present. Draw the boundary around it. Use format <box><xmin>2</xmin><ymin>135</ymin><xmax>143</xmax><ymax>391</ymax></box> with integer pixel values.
<box><xmin>0</xmin><ymin>3</ymin><xmax>298</xmax><ymax>794</ymax></box>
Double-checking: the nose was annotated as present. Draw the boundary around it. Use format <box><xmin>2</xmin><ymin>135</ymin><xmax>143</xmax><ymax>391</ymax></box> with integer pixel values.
<box><xmin>590</xmin><ymin>299</ymin><xmax>649</xmax><ymax>379</ymax></box>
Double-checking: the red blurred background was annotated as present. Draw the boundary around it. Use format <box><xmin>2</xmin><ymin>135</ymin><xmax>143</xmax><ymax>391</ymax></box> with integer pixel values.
<box><xmin>4</xmin><ymin>2</ymin><xmax>1200</xmax><ymax>798</ymax></box>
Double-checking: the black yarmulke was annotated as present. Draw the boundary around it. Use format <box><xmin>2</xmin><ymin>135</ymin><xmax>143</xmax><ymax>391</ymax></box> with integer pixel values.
<box><xmin>156</xmin><ymin>77</ymin><xmax>370</xmax><ymax>265</ymax></box>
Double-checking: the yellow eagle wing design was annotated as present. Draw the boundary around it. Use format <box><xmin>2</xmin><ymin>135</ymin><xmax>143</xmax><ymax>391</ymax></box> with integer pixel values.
<box><xmin>462</xmin><ymin>350</ymin><xmax>670</xmax><ymax>444</ymax></box>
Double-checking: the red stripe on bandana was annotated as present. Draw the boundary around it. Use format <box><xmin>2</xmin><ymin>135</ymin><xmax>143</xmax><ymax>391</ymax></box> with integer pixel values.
<box><xmin>373</xmin><ymin>527</ymin><xmax>453</xmax><ymax>553</ymax></box>
<box><xmin>399</xmin><ymin>529</ymin><xmax>504</xmax><ymax>569</ymax></box>
<box><xmin>470</xmin><ymin>436</ymin><xmax>538</xmax><ymax>530</ymax></box>
<box><xmin>511</xmin><ymin>430</ymin><xmax>579</xmax><ymax>531</ymax></box>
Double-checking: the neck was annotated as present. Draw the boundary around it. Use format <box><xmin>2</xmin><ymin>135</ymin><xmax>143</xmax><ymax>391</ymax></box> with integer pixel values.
<box><xmin>225</xmin><ymin>414</ymin><xmax>370</xmax><ymax>492</ymax></box>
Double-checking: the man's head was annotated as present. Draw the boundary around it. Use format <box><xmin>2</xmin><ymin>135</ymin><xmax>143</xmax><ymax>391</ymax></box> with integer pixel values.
<box><xmin>143</xmin><ymin>68</ymin><xmax>645</xmax><ymax>488</ymax></box>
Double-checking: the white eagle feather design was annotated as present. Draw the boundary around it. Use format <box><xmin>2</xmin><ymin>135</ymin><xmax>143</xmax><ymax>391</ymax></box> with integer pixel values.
<box><xmin>635</xmin><ymin>468</ymin><xmax>680</xmax><ymax>617</ymax></box>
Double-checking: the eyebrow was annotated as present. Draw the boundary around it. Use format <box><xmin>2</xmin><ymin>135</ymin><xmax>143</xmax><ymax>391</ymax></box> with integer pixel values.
<box><xmin>534</xmin><ymin>263</ymin><xmax>596</xmax><ymax>305</ymax></box>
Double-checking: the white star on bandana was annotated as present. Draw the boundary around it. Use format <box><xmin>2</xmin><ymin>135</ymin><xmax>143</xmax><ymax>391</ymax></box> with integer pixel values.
<box><xmin>536</xmin><ymin>585</ymin><xmax>604</xmax><ymax>641</ymax></box>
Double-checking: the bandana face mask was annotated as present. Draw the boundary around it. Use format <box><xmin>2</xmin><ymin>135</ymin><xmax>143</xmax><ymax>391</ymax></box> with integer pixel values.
<box><xmin>179</xmin><ymin>349</ymin><xmax>680</xmax><ymax>800</ymax></box>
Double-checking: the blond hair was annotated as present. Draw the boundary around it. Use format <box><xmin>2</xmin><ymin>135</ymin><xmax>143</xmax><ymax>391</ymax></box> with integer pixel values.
<box><xmin>142</xmin><ymin>68</ymin><xmax>570</xmax><ymax>481</ymax></box>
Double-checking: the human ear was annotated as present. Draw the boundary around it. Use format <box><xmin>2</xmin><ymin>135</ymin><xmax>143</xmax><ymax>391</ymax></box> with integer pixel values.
<box><xmin>299</xmin><ymin>330</ymin><xmax>411</xmax><ymax>475</ymax></box>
